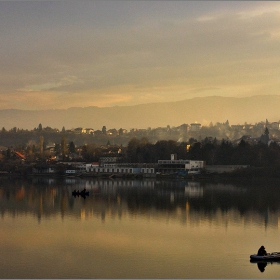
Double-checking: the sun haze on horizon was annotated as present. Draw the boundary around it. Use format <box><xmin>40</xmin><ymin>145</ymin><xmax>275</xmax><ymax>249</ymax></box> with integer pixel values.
<box><xmin>1</xmin><ymin>1</ymin><xmax>280</xmax><ymax>110</ymax></box>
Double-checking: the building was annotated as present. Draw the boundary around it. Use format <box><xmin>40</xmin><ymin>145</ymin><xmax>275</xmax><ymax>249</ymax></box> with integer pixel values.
<box><xmin>190</xmin><ymin>123</ymin><xmax>201</xmax><ymax>132</ymax></box>
<box><xmin>49</xmin><ymin>154</ymin><xmax>204</xmax><ymax>178</ymax></box>
<box><xmin>86</xmin><ymin>163</ymin><xmax>155</xmax><ymax>178</ymax></box>
<box><xmin>157</xmin><ymin>154</ymin><xmax>205</xmax><ymax>175</ymax></box>
<box><xmin>269</xmin><ymin>122</ymin><xmax>280</xmax><ymax>130</ymax></box>
<box><xmin>82</xmin><ymin>128</ymin><xmax>94</xmax><ymax>134</ymax></box>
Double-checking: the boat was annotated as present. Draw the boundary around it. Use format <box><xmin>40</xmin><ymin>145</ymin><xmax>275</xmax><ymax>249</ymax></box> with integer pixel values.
<box><xmin>250</xmin><ymin>252</ymin><xmax>280</xmax><ymax>262</ymax></box>
<box><xmin>72</xmin><ymin>190</ymin><xmax>89</xmax><ymax>197</ymax></box>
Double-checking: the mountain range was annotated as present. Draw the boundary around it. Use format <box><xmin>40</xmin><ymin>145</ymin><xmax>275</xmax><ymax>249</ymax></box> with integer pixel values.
<box><xmin>1</xmin><ymin>95</ymin><xmax>279</xmax><ymax>130</ymax></box>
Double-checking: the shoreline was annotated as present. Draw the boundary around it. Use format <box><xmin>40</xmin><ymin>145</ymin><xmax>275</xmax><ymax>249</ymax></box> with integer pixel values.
<box><xmin>1</xmin><ymin>167</ymin><xmax>280</xmax><ymax>184</ymax></box>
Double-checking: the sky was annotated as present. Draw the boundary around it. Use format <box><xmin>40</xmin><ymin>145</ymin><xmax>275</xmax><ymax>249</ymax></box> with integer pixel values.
<box><xmin>1</xmin><ymin>1</ymin><xmax>280</xmax><ymax>110</ymax></box>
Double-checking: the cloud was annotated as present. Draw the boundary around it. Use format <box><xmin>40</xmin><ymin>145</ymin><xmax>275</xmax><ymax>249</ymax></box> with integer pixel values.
<box><xmin>18</xmin><ymin>76</ymin><xmax>82</xmax><ymax>93</ymax></box>
<box><xmin>1</xmin><ymin>1</ymin><xmax>280</xmax><ymax>109</ymax></box>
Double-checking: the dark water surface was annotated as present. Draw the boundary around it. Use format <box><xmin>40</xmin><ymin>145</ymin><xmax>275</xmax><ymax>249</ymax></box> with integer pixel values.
<box><xmin>1</xmin><ymin>177</ymin><xmax>280</xmax><ymax>278</ymax></box>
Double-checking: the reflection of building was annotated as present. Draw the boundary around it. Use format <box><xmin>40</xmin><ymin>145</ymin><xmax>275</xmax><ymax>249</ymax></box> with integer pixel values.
<box><xmin>185</xmin><ymin>182</ymin><xmax>203</xmax><ymax>197</ymax></box>
<box><xmin>32</xmin><ymin>165</ymin><xmax>55</xmax><ymax>174</ymax></box>
<box><xmin>205</xmin><ymin>165</ymin><xmax>248</xmax><ymax>173</ymax></box>
<box><xmin>98</xmin><ymin>179</ymin><xmax>154</xmax><ymax>189</ymax></box>
<box><xmin>1</xmin><ymin>178</ymin><xmax>280</xmax><ymax>229</ymax></box>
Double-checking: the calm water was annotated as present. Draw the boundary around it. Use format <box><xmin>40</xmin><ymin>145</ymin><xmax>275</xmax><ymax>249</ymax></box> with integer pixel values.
<box><xmin>1</xmin><ymin>177</ymin><xmax>280</xmax><ymax>278</ymax></box>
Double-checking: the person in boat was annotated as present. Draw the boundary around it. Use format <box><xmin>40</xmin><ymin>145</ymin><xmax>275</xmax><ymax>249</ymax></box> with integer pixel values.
<box><xmin>257</xmin><ymin>245</ymin><xmax>267</xmax><ymax>256</ymax></box>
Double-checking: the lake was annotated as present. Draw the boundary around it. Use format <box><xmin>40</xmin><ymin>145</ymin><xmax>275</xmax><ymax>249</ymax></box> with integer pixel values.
<box><xmin>1</xmin><ymin>176</ymin><xmax>280</xmax><ymax>278</ymax></box>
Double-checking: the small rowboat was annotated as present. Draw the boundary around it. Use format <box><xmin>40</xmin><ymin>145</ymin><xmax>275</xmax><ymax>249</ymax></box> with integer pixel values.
<box><xmin>72</xmin><ymin>190</ymin><xmax>89</xmax><ymax>197</ymax></box>
<box><xmin>250</xmin><ymin>252</ymin><xmax>280</xmax><ymax>261</ymax></box>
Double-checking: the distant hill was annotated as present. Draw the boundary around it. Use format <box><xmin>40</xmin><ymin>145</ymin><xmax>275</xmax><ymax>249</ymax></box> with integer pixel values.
<box><xmin>0</xmin><ymin>95</ymin><xmax>280</xmax><ymax>130</ymax></box>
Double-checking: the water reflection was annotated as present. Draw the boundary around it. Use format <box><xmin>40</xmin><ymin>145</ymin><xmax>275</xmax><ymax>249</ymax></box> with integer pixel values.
<box><xmin>2</xmin><ymin>177</ymin><xmax>280</xmax><ymax>278</ymax></box>
<box><xmin>250</xmin><ymin>260</ymin><xmax>280</xmax><ymax>273</ymax></box>
<box><xmin>1</xmin><ymin>177</ymin><xmax>280</xmax><ymax>227</ymax></box>
<box><xmin>258</xmin><ymin>262</ymin><xmax>267</xmax><ymax>273</ymax></box>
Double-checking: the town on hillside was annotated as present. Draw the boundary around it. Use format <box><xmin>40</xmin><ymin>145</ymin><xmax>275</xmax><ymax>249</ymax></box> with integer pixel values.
<box><xmin>0</xmin><ymin>119</ymin><xmax>279</xmax><ymax>179</ymax></box>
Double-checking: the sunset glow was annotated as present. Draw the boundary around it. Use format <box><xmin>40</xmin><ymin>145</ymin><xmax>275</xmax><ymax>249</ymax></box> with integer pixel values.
<box><xmin>1</xmin><ymin>1</ymin><xmax>280</xmax><ymax>110</ymax></box>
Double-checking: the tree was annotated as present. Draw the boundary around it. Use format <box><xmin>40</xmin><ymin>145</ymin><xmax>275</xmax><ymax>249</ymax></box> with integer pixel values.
<box><xmin>54</xmin><ymin>143</ymin><xmax>61</xmax><ymax>155</ymax></box>
<box><xmin>154</xmin><ymin>140</ymin><xmax>177</xmax><ymax>160</ymax></box>
<box><xmin>215</xmin><ymin>140</ymin><xmax>233</xmax><ymax>164</ymax></box>
<box><xmin>201</xmin><ymin>138</ymin><xmax>217</xmax><ymax>165</ymax></box>
<box><xmin>253</xmin><ymin>142</ymin><xmax>267</xmax><ymax>167</ymax></box>
<box><xmin>267</xmin><ymin>142</ymin><xmax>280</xmax><ymax>165</ymax></box>
<box><xmin>232</xmin><ymin>139</ymin><xmax>252</xmax><ymax>165</ymax></box>
<box><xmin>6</xmin><ymin>148</ymin><xmax>11</xmax><ymax>159</ymax></box>
<box><xmin>188</xmin><ymin>138</ymin><xmax>197</xmax><ymax>145</ymax></box>
<box><xmin>126</xmin><ymin>138</ymin><xmax>141</xmax><ymax>162</ymax></box>
<box><xmin>38</xmin><ymin>123</ymin><xmax>43</xmax><ymax>131</ymax></box>
<box><xmin>260</xmin><ymin>127</ymin><xmax>269</xmax><ymax>145</ymax></box>
<box><xmin>81</xmin><ymin>144</ymin><xmax>97</xmax><ymax>161</ymax></box>
<box><xmin>39</xmin><ymin>136</ymin><xmax>44</xmax><ymax>155</ymax></box>
<box><xmin>189</xmin><ymin>142</ymin><xmax>202</xmax><ymax>160</ymax></box>
<box><xmin>102</xmin><ymin>126</ymin><xmax>107</xmax><ymax>135</ymax></box>
<box><xmin>69</xmin><ymin>141</ymin><xmax>76</xmax><ymax>154</ymax></box>
<box><xmin>61</xmin><ymin>136</ymin><xmax>68</xmax><ymax>159</ymax></box>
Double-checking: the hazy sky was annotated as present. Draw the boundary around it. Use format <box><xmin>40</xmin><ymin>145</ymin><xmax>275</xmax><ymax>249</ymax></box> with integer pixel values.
<box><xmin>1</xmin><ymin>1</ymin><xmax>280</xmax><ymax>110</ymax></box>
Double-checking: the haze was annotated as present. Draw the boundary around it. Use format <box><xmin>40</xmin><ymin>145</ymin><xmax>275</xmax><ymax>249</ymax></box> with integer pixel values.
<box><xmin>1</xmin><ymin>1</ymin><xmax>280</xmax><ymax>112</ymax></box>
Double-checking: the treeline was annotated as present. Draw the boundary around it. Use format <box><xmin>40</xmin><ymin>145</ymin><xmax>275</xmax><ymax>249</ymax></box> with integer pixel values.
<box><xmin>122</xmin><ymin>137</ymin><xmax>280</xmax><ymax>167</ymax></box>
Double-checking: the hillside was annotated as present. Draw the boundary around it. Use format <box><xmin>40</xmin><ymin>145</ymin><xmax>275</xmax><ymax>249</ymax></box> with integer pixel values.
<box><xmin>0</xmin><ymin>95</ymin><xmax>280</xmax><ymax>130</ymax></box>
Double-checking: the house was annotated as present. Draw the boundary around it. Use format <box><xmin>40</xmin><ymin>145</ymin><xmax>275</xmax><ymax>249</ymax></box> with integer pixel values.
<box><xmin>94</xmin><ymin>130</ymin><xmax>103</xmax><ymax>136</ymax></box>
<box><xmin>190</xmin><ymin>123</ymin><xmax>201</xmax><ymax>132</ymax></box>
<box><xmin>73</xmin><ymin>127</ymin><xmax>83</xmax><ymax>134</ymax></box>
<box><xmin>269</xmin><ymin>122</ymin><xmax>280</xmax><ymax>130</ymax></box>
<box><xmin>45</xmin><ymin>146</ymin><xmax>56</xmax><ymax>155</ymax></box>
<box><xmin>82</xmin><ymin>128</ymin><xmax>94</xmax><ymax>134</ymax></box>
<box><xmin>231</xmin><ymin>125</ymin><xmax>244</xmax><ymax>130</ymax></box>
<box><xmin>107</xmin><ymin>129</ymin><xmax>118</xmax><ymax>136</ymax></box>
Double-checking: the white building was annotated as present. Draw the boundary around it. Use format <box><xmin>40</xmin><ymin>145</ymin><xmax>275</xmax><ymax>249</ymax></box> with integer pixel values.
<box><xmin>85</xmin><ymin>163</ymin><xmax>155</xmax><ymax>176</ymax></box>
<box><xmin>157</xmin><ymin>155</ymin><xmax>205</xmax><ymax>175</ymax></box>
